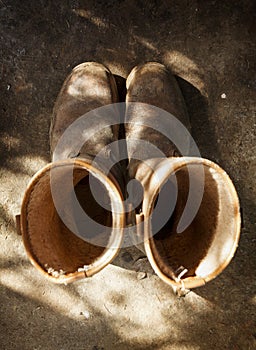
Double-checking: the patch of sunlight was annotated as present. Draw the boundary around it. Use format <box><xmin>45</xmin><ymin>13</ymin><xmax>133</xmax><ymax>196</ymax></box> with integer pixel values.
<box><xmin>12</xmin><ymin>155</ymin><xmax>48</xmax><ymax>176</ymax></box>
<box><xmin>132</xmin><ymin>34</ymin><xmax>158</xmax><ymax>52</ymax></box>
<box><xmin>0</xmin><ymin>135</ymin><xmax>20</xmax><ymax>151</ymax></box>
<box><xmin>163</xmin><ymin>51</ymin><xmax>207</xmax><ymax>96</ymax></box>
<box><xmin>0</xmin><ymin>259</ymin><xmax>218</xmax><ymax>347</ymax></box>
<box><xmin>73</xmin><ymin>9</ymin><xmax>109</xmax><ymax>29</ymax></box>
<box><xmin>75</xmin><ymin>265</ymin><xmax>180</xmax><ymax>341</ymax></box>
<box><xmin>0</xmin><ymin>262</ymin><xmax>174</xmax><ymax>342</ymax></box>
<box><xmin>0</xmin><ymin>155</ymin><xmax>48</xmax><ymax>223</ymax></box>
<box><xmin>185</xmin><ymin>290</ymin><xmax>219</xmax><ymax>312</ymax></box>
<box><xmin>0</xmin><ymin>265</ymin><xmax>90</xmax><ymax>318</ymax></box>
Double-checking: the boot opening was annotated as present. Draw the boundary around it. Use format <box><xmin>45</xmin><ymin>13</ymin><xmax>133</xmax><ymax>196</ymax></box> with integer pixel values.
<box><xmin>149</xmin><ymin>162</ymin><xmax>240</xmax><ymax>283</ymax></box>
<box><xmin>24</xmin><ymin>163</ymin><xmax>116</xmax><ymax>277</ymax></box>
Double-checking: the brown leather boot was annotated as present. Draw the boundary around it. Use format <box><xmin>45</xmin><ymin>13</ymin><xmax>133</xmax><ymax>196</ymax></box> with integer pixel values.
<box><xmin>50</xmin><ymin>62</ymin><xmax>120</xmax><ymax>161</ymax></box>
<box><xmin>20</xmin><ymin>62</ymin><xmax>125</xmax><ymax>283</ymax></box>
<box><xmin>125</xmin><ymin>62</ymin><xmax>240</xmax><ymax>290</ymax></box>
<box><xmin>125</xmin><ymin>62</ymin><xmax>190</xmax><ymax>163</ymax></box>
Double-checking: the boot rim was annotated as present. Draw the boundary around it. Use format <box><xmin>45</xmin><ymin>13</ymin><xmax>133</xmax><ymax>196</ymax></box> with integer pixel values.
<box><xmin>20</xmin><ymin>158</ymin><xmax>125</xmax><ymax>283</ymax></box>
<box><xmin>142</xmin><ymin>157</ymin><xmax>241</xmax><ymax>289</ymax></box>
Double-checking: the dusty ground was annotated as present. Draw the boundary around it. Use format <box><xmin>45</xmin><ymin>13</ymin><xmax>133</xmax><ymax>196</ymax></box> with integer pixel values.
<box><xmin>0</xmin><ymin>0</ymin><xmax>256</xmax><ymax>349</ymax></box>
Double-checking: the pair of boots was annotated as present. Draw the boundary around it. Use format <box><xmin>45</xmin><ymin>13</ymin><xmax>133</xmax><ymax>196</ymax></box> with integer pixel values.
<box><xmin>19</xmin><ymin>62</ymin><xmax>240</xmax><ymax>290</ymax></box>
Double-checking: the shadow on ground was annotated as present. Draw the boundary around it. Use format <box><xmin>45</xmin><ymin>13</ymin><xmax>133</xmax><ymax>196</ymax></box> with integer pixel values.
<box><xmin>1</xmin><ymin>261</ymin><xmax>255</xmax><ymax>350</ymax></box>
<box><xmin>0</xmin><ymin>1</ymin><xmax>255</xmax><ymax>349</ymax></box>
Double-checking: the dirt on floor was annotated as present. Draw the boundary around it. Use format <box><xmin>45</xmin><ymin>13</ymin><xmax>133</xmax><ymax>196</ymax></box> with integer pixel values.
<box><xmin>0</xmin><ymin>1</ymin><xmax>256</xmax><ymax>349</ymax></box>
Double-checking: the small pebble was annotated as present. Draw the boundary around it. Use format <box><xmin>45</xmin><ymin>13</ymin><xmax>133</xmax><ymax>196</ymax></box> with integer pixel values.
<box><xmin>137</xmin><ymin>272</ymin><xmax>147</xmax><ymax>280</ymax></box>
<box><xmin>80</xmin><ymin>310</ymin><xmax>90</xmax><ymax>319</ymax></box>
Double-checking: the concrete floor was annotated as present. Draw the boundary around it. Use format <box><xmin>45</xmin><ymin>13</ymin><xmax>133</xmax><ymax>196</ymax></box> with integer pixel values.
<box><xmin>0</xmin><ymin>1</ymin><xmax>255</xmax><ymax>349</ymax></box>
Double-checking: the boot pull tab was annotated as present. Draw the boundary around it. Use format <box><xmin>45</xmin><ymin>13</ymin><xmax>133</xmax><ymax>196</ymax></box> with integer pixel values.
<box><xmin>174</xmin><ymin>266</ymin><xmax>190</xmax><ymax>297</ymax></box>
<box><xmin>15</xmin><ymin>214</ymin><xmax>22</xmax><ymax>235</ymax></box>
<box><xmin>135</xmin><ymin>212</ymin><xmax>144</xmax><ymax>241</ymax></box>
<box><xmin>126</xmin><ymin>202</ymin><xmax>135</xmax><ymax>226</ymax></box>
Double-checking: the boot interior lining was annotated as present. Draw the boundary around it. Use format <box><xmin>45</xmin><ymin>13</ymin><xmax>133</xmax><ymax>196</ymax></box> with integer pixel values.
<box><xmin>26</xmin><ymin>166</ymin><xmax>113</xmax><ymax>275</ymax></box>
<box><xmin>150</xmin><ymin>164</ymin><xmax>238</xmax><ymax>281</ymax></box>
